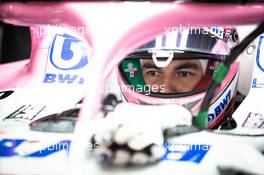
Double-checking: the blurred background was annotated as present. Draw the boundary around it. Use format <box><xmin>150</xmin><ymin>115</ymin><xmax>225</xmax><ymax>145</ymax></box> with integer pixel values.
<box><xmin>0</xmin><ymin>22</ymin><xmax>31</xmax><ymax>63</ymax></box>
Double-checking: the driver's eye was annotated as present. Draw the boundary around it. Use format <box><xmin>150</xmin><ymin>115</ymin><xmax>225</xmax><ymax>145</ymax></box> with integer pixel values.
<box><xmin>147</xmin><ymin>70</ymin><xmax>160</xmax><ymax>77</ymax></box>
<box><xmin>177</xmin><ymin>71</ymin><xmax>193</xmax><ymax>77</ymax></box>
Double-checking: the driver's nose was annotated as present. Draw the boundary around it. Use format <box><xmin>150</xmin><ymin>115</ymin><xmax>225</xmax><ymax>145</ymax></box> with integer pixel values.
<box><xmin>163</xmin><ymin>77</ymin><xmax>178</xmax><ymax>93</ymax></box>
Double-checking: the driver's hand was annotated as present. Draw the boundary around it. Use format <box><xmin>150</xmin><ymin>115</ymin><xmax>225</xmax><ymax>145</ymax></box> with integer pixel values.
<box><xmin>90</xmin><ymin>103</ymin><xmax>193</xmax><ymax>166</ymax></box>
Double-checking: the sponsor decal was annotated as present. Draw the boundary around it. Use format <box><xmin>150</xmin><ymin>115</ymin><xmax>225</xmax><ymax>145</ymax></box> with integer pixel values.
<box><xmin>242</xmin><ymin>112</ymin><xmax>264</xmax><ymax>128</ymax></box>
<box><xmin>43</xmin><ymin>32</ymin><xmax>92</xmax><ymax>85</ymax></box>
<box><xmin>43</xmin><ymin>73</ymin><xmax>84</xmax><ymax>84</ymax></box>
<box><xmin>252</xmin><ymin>78</ymin><xmax>264</xmax><ymax>88</ymax></box>
<box><xmin>252</xmin><ymin>36</ymin><xmax>264</xmax><ymax>88</ymax></box>
<box><xmin>208</xmin><ymin>90</ymin><xmax>231</xmax><ymax>124</ymax></box>
<box><xmin>49</xmin><ymin>34</ymin><xmax>88</xmax><ymax>70</ymax></box>
<box><xmin>0</xmin><ymin>139</ymin><xmax>70</xmax><ymax>157</ymax></box>
<box><xmin>161</xmin><ymin>142</ymin><xmax>211</xmax><ymax>163</ymax></box>
<box><xmin>0</xmin><ymin>138</ymin><xmax>99</xmax><ymax>157</ymax></box>
<box><xmin>3</xmin><ymin>105</ymin><xmax>45</xmax><ymax>121</ymax></box>
<box><xmin>207</xmin><ymin>69</ymin><xmax>238</xmax><ymax>125</ymax></box>
<box><xmin>124</xmin><ymin>63</ymin><xmax>138</xmax><ymax>77</ymax></box>
<box><xmin>256</xmin><ymin>36</ymin><xmax>264</xmax><ymax>72</ymax></box>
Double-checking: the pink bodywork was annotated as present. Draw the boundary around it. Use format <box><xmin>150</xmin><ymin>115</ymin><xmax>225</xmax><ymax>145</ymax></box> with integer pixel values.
<box><xmin>0</xmin><ymin>2</ymin><xmax>264</xmax><ymax>122</ymax></box>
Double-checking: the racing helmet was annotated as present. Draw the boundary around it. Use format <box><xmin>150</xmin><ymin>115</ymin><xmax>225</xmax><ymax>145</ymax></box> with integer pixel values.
<box><xmin>117</xmin><ymin>27</ymin><xmax>240</xmax><ymax>129</ymax></box>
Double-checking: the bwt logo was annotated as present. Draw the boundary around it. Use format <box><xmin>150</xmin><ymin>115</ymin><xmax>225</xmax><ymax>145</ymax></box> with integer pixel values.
<box><xmin>208</xmin><ymin>90</ymin><xmax>231</xmax><ymax>123</ymax></box>
<box><xmin>44</xmin><ymin>33</ymin><xmax>91</xmax><ymax>84</ymax></box>
<box><xmin>50</xmin><ymin>34</ymin><xmax>89</xmax><ymax>70</ymax></box>
<box><xmin>44</xmin><ymin>73</ymin><xmax>84</xmax><ymax>84</ymax></box>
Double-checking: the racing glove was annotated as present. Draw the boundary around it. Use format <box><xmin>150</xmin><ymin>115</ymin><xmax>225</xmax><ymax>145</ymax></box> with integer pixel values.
<box><xmin>89</xmin><ymin>102</ymin><xmax>194</xmax><ymax>166</ymax></box>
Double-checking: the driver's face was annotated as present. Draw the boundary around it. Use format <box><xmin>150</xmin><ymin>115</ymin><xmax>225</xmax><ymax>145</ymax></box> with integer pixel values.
<box><xmin>142</xmin><ymin>59</ymin><xmax>204</xmax><ymax>93</ymax></box>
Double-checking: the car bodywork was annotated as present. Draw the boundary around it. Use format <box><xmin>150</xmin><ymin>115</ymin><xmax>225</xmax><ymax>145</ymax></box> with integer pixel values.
<box><xmin>0</xmin><ymin>1</ymin><xmax>264</xmax><ymax>175</ymax></box>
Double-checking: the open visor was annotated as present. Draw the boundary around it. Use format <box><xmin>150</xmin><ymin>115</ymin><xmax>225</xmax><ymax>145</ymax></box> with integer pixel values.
<box><xmin>119</xmin><ymin>56</ymin><xmax>224</xmax><ymax>97</ymax></box>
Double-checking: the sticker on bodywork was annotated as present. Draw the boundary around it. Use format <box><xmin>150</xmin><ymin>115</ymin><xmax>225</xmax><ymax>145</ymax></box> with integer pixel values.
<box><xmin>43</xmin><ymin>27</ymin><xmax>92</xmax><ymax>85</ymax></box>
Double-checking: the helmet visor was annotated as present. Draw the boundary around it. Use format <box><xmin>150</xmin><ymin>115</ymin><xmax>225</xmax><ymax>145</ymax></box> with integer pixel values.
<box><xmin>119</xmin><ymin>56</ymin><xmax>223</xmax><ymax>96</ymax></box>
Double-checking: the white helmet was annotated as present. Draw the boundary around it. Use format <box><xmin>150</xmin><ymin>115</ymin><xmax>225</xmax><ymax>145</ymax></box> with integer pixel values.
<box><xmin>117</xmin><ymin>27</ymin><xmax>240</xmax><ymax>129</ymax></box>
